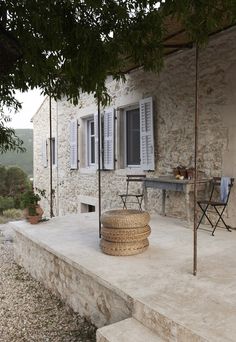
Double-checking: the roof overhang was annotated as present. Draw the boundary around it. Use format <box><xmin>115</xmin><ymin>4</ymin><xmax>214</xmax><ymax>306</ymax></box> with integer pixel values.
<box><xmin>123</xmin><ymin>16</ymin><xmax>235</xmax><ymax>73</ymax></box>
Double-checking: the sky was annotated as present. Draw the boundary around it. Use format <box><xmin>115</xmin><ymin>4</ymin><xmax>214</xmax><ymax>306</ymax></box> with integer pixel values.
<box><xmin>5</xmin><ymin>89</ymin><xmax>45</xmax><ymax>129</ymax></box>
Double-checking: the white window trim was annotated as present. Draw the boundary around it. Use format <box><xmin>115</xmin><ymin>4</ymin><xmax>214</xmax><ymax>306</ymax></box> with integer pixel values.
<box><xmin>42</xmin><ymin>139</ymin><xmax>48</xmax><ymax>168</ymax></box>
<box><xmin>82</xmin><ymin>115</ymin><xmax>97</xmax><ymax>169</ymax></box>
<box><xmin>69</xmin><ymin>119</ymin><xmax>78</xmax><ymax>170</ymax></box>
<box><xmin>87</xmin><ymin>119</ymin><xmax>96</xmax><ymax>167</ymax></box>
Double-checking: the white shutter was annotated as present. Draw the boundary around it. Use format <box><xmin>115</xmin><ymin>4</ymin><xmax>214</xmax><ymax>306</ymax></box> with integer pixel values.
<box><xmin>69</xmin><ymin>119</ymin><xmax>78</xmax><ymax>169</ymax></box>
<box><xmin>94</xmin><ymin>113</ymin><xmax>99</xmax><ymax>169</ymax></box>
<box><xmin>139</xmin><ymin>97</ymin><xmax>155</xmax><ymax>171</ymax></box>
<box><xmin>42</xmin><ymin>139</ymin><xmax>48</xmax><ymax>168</ymax></box>
<box><xmin>104</xmin><ymin>108</ymin><xmax>115</xmax><ymax>170</ymax></box>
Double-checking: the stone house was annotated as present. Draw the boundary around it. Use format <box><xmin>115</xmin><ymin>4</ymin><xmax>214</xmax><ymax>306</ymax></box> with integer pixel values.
<box><xmin>33</xmin><ymin>26</ymin><xmax>236</xmax><ymax>226</ymax></box>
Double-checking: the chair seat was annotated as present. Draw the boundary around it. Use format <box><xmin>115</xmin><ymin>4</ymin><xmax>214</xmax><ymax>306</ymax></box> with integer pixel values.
<box><xmin>198</xmin><ymin>200</ymin><xmax>225</xmax><ymax>206</ymax></box>
<box><xmin>120</xmin><ymin>194</ymin><xmax>143</xmax><ymax>198</ymax></box>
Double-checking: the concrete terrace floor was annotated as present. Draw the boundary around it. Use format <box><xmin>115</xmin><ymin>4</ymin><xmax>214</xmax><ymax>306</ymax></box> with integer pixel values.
<box><xmin>12</xmin><ymin>213</ymin><xmax>236</xmax><ymax>341</ymax></box>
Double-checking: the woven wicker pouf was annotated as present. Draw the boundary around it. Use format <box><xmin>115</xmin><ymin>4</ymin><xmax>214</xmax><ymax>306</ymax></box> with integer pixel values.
<box><xmin>100</xmin><ymin>209</ymin><xmax>151</xmax><ymax>256</ymax></box>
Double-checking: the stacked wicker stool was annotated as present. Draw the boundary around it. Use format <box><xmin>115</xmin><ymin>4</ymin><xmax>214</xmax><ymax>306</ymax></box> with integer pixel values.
<box><xmin>100</xmin><ymin>209</ymin><xmax>151</xmax><ymax>256</ymax></box>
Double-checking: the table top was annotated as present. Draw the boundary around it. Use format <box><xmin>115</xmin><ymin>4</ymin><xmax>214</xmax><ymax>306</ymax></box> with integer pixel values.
<box><xmin>144</xmin><ymin>176</ymin><xmax>209</xmax><ymax>184</ymax></box>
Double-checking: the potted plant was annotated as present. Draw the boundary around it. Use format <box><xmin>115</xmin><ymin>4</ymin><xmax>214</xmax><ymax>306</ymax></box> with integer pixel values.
<box><xmin>21</xmin><ymin>190</ymin><xmax>43</xmax><ymax>224</ymax></box>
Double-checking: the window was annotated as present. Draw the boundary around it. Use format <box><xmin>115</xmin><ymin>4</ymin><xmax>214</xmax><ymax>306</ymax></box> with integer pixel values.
<box><xmin>81</xmin><ymin>203</ymin><xmax>96</xmax><ymax>213</ymax></box>
<box><xmin>51</xmin><ymin>138</ymin><xmax>56</xmax><ymax>165</ymax></box>
<box><xmin>120</xmin><ymin>97</ymin><xmax>155</xmax><ymax>170</ymax></box>
<box><xmin>70</xmin><ymin>119</ymin><xmax>78</xmax><ymax>169</ymax></box>
<box><xmin>81</xmin><ymin>114</ymin><xmax>98</xmax><ymax>169</ymax></box>
<box><xmin>42</xmin><ymin>139</ymin><xmax>48</xmax><ymax>168</ymax></box>
<box><xmin>42</xmin><ymin>138</ymin><xmax>57</xmax><ymax>167</ymax></box>
<box><xmin>125</xmin><ymin>107</ymin><xmax>140</xmax><ymax>167</ymax></box>
<box><xmin>87</xmin><ymin>119</ymin><xmax>95</xmax><ymax>166</ymax></box>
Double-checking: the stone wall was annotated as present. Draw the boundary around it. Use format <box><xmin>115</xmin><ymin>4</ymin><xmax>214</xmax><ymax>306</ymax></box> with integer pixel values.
<box><xmin>33</xmin><ymin>27</ymin><xmax>236</xmax><ymax>225</ymax></box>
<box><xmin>14</xmin><ymin>230</ymin><xmax>132</xmax><ymax>327</ymax></box>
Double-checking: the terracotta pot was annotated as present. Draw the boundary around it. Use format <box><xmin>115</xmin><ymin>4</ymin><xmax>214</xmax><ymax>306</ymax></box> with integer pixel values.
<box><xmin>24</xmin><ymin>205</ymin><xmax>44</xmax><ymax>220</ymax></box>
<box><xmin>187</xmin><ymin>168</ymin><xmax>195</xmax><ymax>180</ymax></box>
<box><xmin>28</xmin><ymin>215</ymin><xmax>41</xmax><ymax>224</ymax></box>
<box><xmin>35</xmin><ymin>205</ymin><xmax>44</xmax><ymax>218</ymax></box>
<box><xmin>173</xmin><ymin>167</ymin><xmax>180</xmax><ymax>177</ymax></box>
<box><xmin>179</xmin><ymin>168</ymin><xmax>187</xmax><ymax>179</ymax></box>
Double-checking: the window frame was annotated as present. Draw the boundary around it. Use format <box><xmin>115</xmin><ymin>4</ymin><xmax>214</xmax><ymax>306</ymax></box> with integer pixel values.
<box><xmin>124</xmin><ymin>105</ymin><xmax>141</xmax><ymax>168</ymax></box>
<box><xmin>69</xmin><ymin>119</ymin><xmax>78</xmax><ymax>170</ymax></box>
<box><xmin>42</xmin><ymin>139</ymin><xmax>48</xmax><ymax>168</ymax></box>
<box><xmin>87</xmin><ymin>118</ymin><xmax>96</xmax><ymax>167</ymax></box>
<box><xmin>51</xmin><ymin>137</ymin><xmax>56</xmax><ymax>166</ymax></box>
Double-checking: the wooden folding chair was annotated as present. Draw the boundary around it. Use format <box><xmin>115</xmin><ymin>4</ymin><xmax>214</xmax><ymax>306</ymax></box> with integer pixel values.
<box><xmin>197</xmin><ymin>177</ymin><xmax>234</xmax><ymax>235</ymax></box>
<box><xmin>119</xmin><ymin>175</ymin><xmax>146</xmax><ymax>211</ymax></box>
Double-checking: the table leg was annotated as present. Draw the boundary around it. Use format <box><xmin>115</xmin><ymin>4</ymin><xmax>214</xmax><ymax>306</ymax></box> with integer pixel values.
<box><xmin>143</xmin><ymin>185</ymin><xmax>148</xmax><ymax>211</ymax></box>
<box><xmin>186</xmin><ymin>188</ymin><xmax>191</xmax><ymax>227</ymax></box>
<box><xmin>202</xmin><ymin>182</ymin><xmax>210</xmax><ymax>224</ymax></box>
<box><xmin>162</xmin><ymin>189</ymin><xmax>166</xmax><ymax>216</ymax></box>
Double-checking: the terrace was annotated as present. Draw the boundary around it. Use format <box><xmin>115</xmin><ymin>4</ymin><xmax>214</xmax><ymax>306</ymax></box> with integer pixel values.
<box><xmin>11</xmin><ymin>212</ymin><xmax>236</xmax><ymax>341</ymax></box>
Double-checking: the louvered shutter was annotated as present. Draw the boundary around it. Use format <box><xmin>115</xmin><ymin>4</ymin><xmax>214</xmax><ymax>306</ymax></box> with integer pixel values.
<box><xmin>103</xmin><ymin>108</ymin><xmax>115</xmax><ymax>170</ymax></box>
<box><xmin>42</xmin><ymin>139</ymin><xmax>48</xmax><ymax>168</ymax></box>
<box><xmin>70</xmin><ymin>119</ymin><xmax>78</xmax><ymax>169</ymax></box>
<box><xmin>139</xmin><ymin>97</ymin><xmax>155</xmax><ymax>171</ymax></box>
<box><xmin>94</xmin><ymin>113</ymin><xmax>99</xmax><ymax>169</ymax></box>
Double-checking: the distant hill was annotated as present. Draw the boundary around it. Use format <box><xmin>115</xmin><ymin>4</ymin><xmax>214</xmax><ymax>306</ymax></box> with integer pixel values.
<box><xmin>0</xmin><ymin>129</ymin><xmax>33</xmax><ymax>177</ymax></box>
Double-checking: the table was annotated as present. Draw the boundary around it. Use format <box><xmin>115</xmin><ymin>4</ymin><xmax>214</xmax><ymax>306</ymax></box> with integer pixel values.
<box><xmin>143</xmin><ymin>176</ymin><xmax>209</xmax><ymax>224</ymax></box>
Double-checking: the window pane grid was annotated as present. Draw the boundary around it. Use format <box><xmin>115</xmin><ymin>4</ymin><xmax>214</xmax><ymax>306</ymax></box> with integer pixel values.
<box><xmin>126</xmin><ymin>108</ymin><xmax>140</xmax><ymax>166</ymax></box>
<box><xmin>51</xmin><ymin>138</ymin><xmax>56</xmax><ymax>165</ymax></box>
<box><xmin>88</xmin><ymin>120</ymin><xmax>95</xmax><ymax>166</ymax></box>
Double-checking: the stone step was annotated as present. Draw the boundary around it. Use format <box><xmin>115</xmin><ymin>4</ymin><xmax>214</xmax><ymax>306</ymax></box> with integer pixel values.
<box><xmin>133</xmin><ymin>300</ymin><xmax>209</xmax><ymax>342</ymax></box>
<box><xmin>96</xmin><ymin>317</ymin><xmax>164</xmax><ymax>342</ymax></box>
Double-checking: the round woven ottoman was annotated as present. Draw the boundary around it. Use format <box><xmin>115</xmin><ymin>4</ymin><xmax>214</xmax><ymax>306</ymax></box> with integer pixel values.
<box><xmin>100</xmin><ymin>209</ymin><xmax>151</xmax><ymax>256</ymax></box>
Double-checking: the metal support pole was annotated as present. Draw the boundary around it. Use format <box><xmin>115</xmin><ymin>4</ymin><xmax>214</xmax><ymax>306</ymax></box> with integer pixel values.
<box><xmin>49</xmin><ymin>95</ymin><xmax>53</xmax><ymax>218</ymax></box>
<box><xmin>98</xmin><ymin>99</ymin><xmax>102</xmax><ymax>238</ymax></box>
<box><xmin>193</xmin><ymin>44</ymin><xmax>199</xmax><ymax>276</ymax></box>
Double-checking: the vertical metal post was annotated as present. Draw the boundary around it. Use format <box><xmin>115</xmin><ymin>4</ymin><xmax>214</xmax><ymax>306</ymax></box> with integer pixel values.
<box><xmin>193</xmin><ymin>44</ymin><xmax>199</xmax><ymax>276</ymax></box>
<box><xmin>49</xmin><ymin>95</ymin><xmax>53</xmax><ymax>218</ymax></box>
<box><xmin>56</xmin><ymin>101</ymin><xmax>59</xmax><ymax>216</ymax></box>
<box><xmin>98</xmin><ymin>99</ymin><xmax>102</xmax><ymax>238</ymax></box>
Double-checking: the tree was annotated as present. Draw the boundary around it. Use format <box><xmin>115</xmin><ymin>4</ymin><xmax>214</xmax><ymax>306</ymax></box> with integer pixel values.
<box><xmin>0</xmin><ymin>165</ymin><xmax>30</xmax><ymax>209</ymax></box>
<box><xmin>0</xmin><ymin>165</ymin><xmax>7</xmax><ymax>195</ymax></box>
<box><xmin>0</xmin><ymin>111</ymin><xmax>25</xmax><ymax>153</ymax></box>
<box><xmin>0</xmin><ymin>0</ymin><xmax>236</xmax><ymax>150</ymax></box>
<box><xmin>1</xmin><ymin>1</ymin><xmax>236</xmax><ymax>105</ymax></box>
<box><xmin>5</xmin><ymin>166</ymin><xmax>30</xmax><ymax>196</ymax></box>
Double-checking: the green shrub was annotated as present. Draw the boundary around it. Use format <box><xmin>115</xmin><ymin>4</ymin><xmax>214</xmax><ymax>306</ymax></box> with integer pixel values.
<box><xmin>2</xmin><ymin>208</ymin><xmax>23</xmax><ymax>219</ymax></box>
<box><xmin>0</xmin><ymin>196</ymin><xmax>15</xmax><ymax>214</ymax></box>
<box><xmin>20</xmin><ymin>190</ymin><xmax>41</xmax><ymax>215</ymax></box>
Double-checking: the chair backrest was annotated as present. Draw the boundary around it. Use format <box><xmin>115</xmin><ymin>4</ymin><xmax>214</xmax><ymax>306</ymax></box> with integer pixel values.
<box><xmin>209</xmin><ymin>177</ymin><xmax>234</xmax><ymax>204</ymax></box>
<box><xmin>126</xmin><ymin>174</ymin><xmax>146</xmax><ymax>195</ymax></box>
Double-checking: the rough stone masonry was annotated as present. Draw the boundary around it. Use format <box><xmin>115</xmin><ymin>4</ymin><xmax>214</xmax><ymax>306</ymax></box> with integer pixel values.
<box><xmin>33</xmin><ymin>27</ymin><xmax>236</xmax><ymax>226</ymax></box>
